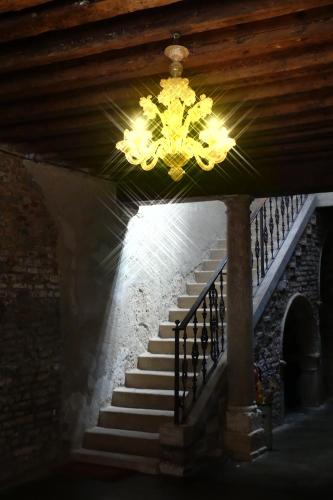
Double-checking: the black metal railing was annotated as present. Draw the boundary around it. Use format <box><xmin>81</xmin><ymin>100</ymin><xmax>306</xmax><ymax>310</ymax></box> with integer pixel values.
<box><xmin>252</xmin><ymin>194</ymin><xmax>307</xmax><ymax>287</ymax></box>
<box><xmin>174</xmin><ymin>194</ymin><xmax>307</xmax><ymax>424</ymax></box>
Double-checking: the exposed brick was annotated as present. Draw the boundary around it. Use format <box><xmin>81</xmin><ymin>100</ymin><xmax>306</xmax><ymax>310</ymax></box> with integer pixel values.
<box><xmin>0</xmin><ymin>153</ymin><xmax>61</xmax><ymax>484</ymax></box>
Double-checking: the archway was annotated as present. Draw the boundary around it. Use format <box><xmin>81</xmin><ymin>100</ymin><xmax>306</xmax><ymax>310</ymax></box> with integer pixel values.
<box><xmin>282</xmin><ymin>294</ymin><xmax>321</xmax><ymax>413</ymax></box>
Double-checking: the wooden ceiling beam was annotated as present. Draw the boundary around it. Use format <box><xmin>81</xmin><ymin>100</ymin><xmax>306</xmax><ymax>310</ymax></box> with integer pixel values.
<box><xmin>34</xmin><ymin>136</ymin><xmax>333</xmax><ymax>162</ymax></box>
<box><xmin>3</xmin><ymin>94</ymin><xmax>333</xmax><ymax>146</ymax></box>
<box><xmin>10</xmin><ymin>123</ymin><xmax>333</xmax><ymax>156</ymax></box>
<box><xmin>4</xmin><ymin>67</ymin><xmax>333</xmax><ymax>126</ymax></box>
<box><xmin>2</xmin><ymin>13</ymin><xmax>333</xmax><ymax>101</ymax></box>
<box><xmin>1</xmin><ymin>82</ymin><xmax>332</xmax><ymax>128</ymax></box>
<box><xmin>0</xmin><ymin>0</ymin><xmax>332</xmax><ymax>74</ymax></box>
<box><xmin>243</xmin><ymin>121</ymin><xmax>333</xmax><ymax>141</ymax></box>
<box><xmin>0</xmin><ymin>0</ymin><xmax>183</xmax><ymax>43</ymax></box>
<box><xmin>0</xmin><ymin>1</ymin><xmax>52</xmax><ymax>14</ymax></box>
<box><xmin>2</xmin><ymin>46</ymin><xmax>333</xmax><ymax>126</ymax></box>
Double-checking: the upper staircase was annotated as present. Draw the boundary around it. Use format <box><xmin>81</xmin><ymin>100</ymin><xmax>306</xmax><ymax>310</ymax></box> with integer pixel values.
<box><xmin>73</xmin><ymin>194</ymin><xmax>315</xmax><ymax>474</ymax></box>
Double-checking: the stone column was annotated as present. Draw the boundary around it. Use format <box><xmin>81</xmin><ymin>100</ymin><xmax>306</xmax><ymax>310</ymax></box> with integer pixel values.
<box><xmin>223</xmin><ymin>195</ymin><xmax>266</xmax><ymax>461</ymax></box>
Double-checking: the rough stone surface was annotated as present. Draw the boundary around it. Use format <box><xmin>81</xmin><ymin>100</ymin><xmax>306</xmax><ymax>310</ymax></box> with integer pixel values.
<box><xmin>0</xmin><ymin>152</ymin><xmax>61</xmax><ymax>483</ymax></box>
<box><xmin>254</xmin><ymin>212</ymin><xmax>321</xmax><ymax>425</ymax></box>
<box><xmin>27</xmin><ymin>162</ymin><xmax>227</xmax><ymax>447</ymax></box>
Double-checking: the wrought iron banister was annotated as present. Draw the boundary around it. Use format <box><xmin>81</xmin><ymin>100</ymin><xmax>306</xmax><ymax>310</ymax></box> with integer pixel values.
<box><xmin>174</xmin><ymin>194</ymin><xmax>307</xmax><ymax>424</ymax></box>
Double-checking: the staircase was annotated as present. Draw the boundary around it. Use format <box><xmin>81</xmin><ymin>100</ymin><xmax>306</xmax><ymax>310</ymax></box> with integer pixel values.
<box><xmin>74</xmin><ymin>194</ymin><xmax>313</xmax><ymax>474</ymax></box>
<box><xmin>74</xmin><ymin>237</ymin><xmax>229</xmax><ymax>474</ymax></box>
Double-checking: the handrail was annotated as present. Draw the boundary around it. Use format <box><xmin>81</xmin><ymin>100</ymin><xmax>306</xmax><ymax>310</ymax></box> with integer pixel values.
<box><xmin>177</xmin><ymin>198</ymin><xmax>268</xmax><ymax>331</ymax></box>
<box><xmin>174</xmin><ymin>194</ymin><xmax>307</xmax><ymax>424</ymax></box>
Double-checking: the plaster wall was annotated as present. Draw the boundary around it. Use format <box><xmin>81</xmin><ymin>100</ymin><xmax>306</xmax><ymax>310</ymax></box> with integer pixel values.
<box><xmin>27</xmin><ymin>162</ymin><xmax>227</xmax><ymax>446</ymax></box>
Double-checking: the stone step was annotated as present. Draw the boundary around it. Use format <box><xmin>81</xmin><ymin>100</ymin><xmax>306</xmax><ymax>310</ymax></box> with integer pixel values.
<box><xmin>209</xmin><ymin>248</ymin><xmax>227</xmax><ymax>260</ymax></box>
<box><xmin>99</xmin><ymin>404</ymin><xmax>173</xmax><ymax>432</ymax></box>
<box><xmin>138</xmin><ymin>352</ymin><xmax>202</xmax><ymax>372</ymax></box>
<box><xmin>215</xmin><ymin>239</ymin><xmax>227</xmax><ymax>249</ymax></box>
<box><xmin>194</xmin><ymin>268</ymin><xmax>257</xmax><ymax>284</ymax></box>
<box><xmin>186</xmin><ymin>282</ymin><xmax>220</xmax><ymax>295</ymax></box>
<box><xmin>194</xmin><ymin>270</ymin><xmax>225</xmax><ymax>283</ymax></box>
<box><xmin>201</xmin><ymin>259</ymin><xmax>223</xmax><ymax>271</ymax></box>
<box><xmin>159</xmin><ymin>321</ymin><xmax>227</xmax><ymax>338</ymax></box>
<box><xmin>148</xmin><ymin>337</ymin><xmax>212</xmax><ymax>355</ymax></box>
<box><xmin>125</xmin><ymin>369</ymin><xmax>193</xmax><ymax>391</ymax></box>
<box><xmin>112</xmin><ymin>386</ymin><xmax>177</xmax><ymax>411</ymax></box>
<box><xmin>83</xmin><ymin>427</ymin><xmax>160</xmax><ymax>457</ymax></box>
<box><xmin>177</xmin><ymin>294</ymin><xmax>226</xmax><ymax>308</ymax></box>
<box><xmin>169</xmin><ymin>307</ymin><xmax>227</xmax><ymax>323</ymax></box>
<box><xmin>72</xmin><ymin>448</ymin><xmax>160</xmax><ymax>475</ymax></box>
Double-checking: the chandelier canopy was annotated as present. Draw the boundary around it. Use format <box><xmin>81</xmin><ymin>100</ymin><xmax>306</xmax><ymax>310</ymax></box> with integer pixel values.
<box><xmin>116</xmin><ymin>43</ymin><xmax>235</xmax><ymax>182</ymax></box>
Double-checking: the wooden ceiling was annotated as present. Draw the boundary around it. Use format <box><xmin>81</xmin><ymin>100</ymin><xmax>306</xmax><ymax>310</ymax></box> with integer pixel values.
<box><xmin>1</xmin><ymin>0</ymin><xmax>333</xmax><ymax>199</ymax></box>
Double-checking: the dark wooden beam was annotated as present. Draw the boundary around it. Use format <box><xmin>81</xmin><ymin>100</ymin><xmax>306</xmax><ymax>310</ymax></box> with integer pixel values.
<box><xmin>0</xmin><ymin>0</ymin><xmax>332</xmax><ymax>73</ymax></box>
<box><xmin>0</xmin><ymin>0</ymin><xmax>183</xmax><ymax>43</ymax></box>
<box><xmin>243</xmin><ymin>121</ymin><xmax>333</xmax><ymax>141</ymax></box>
<box><xmin>246</xmin><ymin>108</ymin><xmax>333</xmax><ymax>133</ymax></box>
<box><xmin>2</xmin><ymin>47</ymin><xmax>333</xmax><ymax>128</ymax></box>
<box><xmin>34</xmin><ymin>133</ymin><xmax>333</xmax><ymax>162</ymax></box>
<box><xmin>1</xmin><ymin>13</ymin><xmax>333</xmax><ymax>102</ymax></box>
<box><xmin>0</xmin><ymin>1</ymin><xmax>52</xmax><ymax>14</ymax></box>
<box><xmin>4</xmin><ymin>67</ymin><xmax>333</xmax><ymax>126</ymax></box>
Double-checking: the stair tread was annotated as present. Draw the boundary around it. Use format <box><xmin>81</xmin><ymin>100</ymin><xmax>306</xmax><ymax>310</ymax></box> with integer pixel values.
<box><xmin>86</xmin><ymin>426</ymin><xmax>160</xmax><ymax>440</ymax></box>
<box><xmin>72</xmin><ymin>448</ymin><xmax>160</xmax><ymax>473</ymax></box>
<box><xmin>169</xmin><ymin>307</ymin><xmax>227</xmax><ymax>312</ymax></box>
<box><xmin>150</xmin><ymin>337</ymin><xmax>210</xmax><ymax>342</ymax></box>
<box><xmin>178</xmin><ymin>294</ymin><xmax>226</xmax><ymax>298</ymax></box>
<box><xmin>113</xmin><ymin>386</ymin><xmax>175</xmax><ymax>396</ymax></box>
<box><xmin>126</xmin><ymin>368</ymin><xmax>195</xmax><ymax>377</ymax></box>
<box><xmin>139</xmin><ymin>352</ymin><xmax>204</xmax><ymax>359</ymax></box>
<box><xmin>101</xmin><ymin>405</ymin><xmax>173</xmax><ymax>417</ymax></box>
<box><xmin>159</xmin><ymin>321</ymin><xmax>227</xmax><ymax>328</ymax></box>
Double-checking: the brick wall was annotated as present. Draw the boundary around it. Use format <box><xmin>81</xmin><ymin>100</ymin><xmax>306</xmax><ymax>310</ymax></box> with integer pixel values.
<box><xmin>254</xmin><ymin>212</ymin><xmax>321</xmax><ymax>425</ymax></box>
<box><xmin>0</xmin><ymin>153</ymin><xmax>61</xmax><ymax>484</ymax></box>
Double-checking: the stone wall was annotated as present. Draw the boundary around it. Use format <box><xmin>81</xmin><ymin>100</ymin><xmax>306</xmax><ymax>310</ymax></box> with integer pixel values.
<box><xmin>27</xmin><ymin>162</ymin><xmax>227</xmax><ymax>447</ymax></box>
<box><xmin>254</xmin><ymin>212</ymin><xmax>321</xmax><ymax>425</ymax></box>
<box><xmin>0</xmin><ymin>152</ymin><xmax>61</xmax><ymax>483</ymax></box>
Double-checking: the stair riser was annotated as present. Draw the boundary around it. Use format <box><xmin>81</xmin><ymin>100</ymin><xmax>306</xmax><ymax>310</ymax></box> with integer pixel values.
<box><xmin>178</xmin><ymin>294</ymin><xmax>226</xmax><ymax>308</ymax></box>
<box><xmin>215</xmin><ymin>240</ymin><xmax>227</xmax><ymax>249</ymax></box>
<box><xmin>148</xmin><ymin>339</ymin><xmax>212</xmax><ymax>355</ymax></box>
<box><xmin>159</xmin><ymin>324</ymin><xmax>227</xmax><ymax>338</ymax></box>
<box><xmin>112</xmin><ymin>391</ymin><xmax>174</xmax><ymax>411</ymax></box>
<box><xmin>194</xmin><ymin>270</ymin><xmax>256</xmax><ymax>284</ymax></box>
<box><xmin>138</xmin><ymin>356</ymin><xmax>202</xmax><ymax>372</ymax></box>
<box><xmin>169</xmin><ymin>309</ymin><xmax>227</xmax><ymax>322</ymax></box>
<box><xmin>195</xmin><ymin>271</ymin><xmax>223</xmax><ymax>283</ymax></box>
<box><xmin>126</xmin><ymin>372</ymin><xmax>175</xmax><ymax>390</ymax></box>
<box><xmin>99</xmin><ymin>410</ymin><xmax>172</xmax><ymax>432</ymax></box>
<box><xmin>83</xmin><ymin>431</ymin><xmax>160</xmax><ymax>457</ymax></box>
<box><xmin>210</xmin><ymin>249</ymin><xmax>227</xmax><ymax>260</ymax></box>
<box><xmin>202</xmin><ymin>260</ymin><xmax>223</xmax><ymax>271</ymax></box>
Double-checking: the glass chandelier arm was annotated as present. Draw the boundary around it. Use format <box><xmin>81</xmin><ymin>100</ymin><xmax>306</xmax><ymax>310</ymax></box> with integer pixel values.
<box><xmin>194</xmin><ymin>153</ymin><xmax>216</xmax><ymax>172</ymax></box>
<box><xmin>140</xmin><ymin>155</ymin><xmax>159</xmax><ymax>171</ymax></box>
<box><xmin>139</xmin><ymin>139</ymin><xmax>163</xmax><ymax>171</ymax></box>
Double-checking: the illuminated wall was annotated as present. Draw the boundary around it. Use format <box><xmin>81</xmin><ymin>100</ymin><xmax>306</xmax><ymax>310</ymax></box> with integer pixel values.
<box><xmin>28</xmin><ymin>162</ymin><xmax>227</xmax><ymax>446</ymax></box>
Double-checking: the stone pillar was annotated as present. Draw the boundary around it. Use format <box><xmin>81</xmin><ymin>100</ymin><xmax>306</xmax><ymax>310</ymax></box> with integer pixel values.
<box><xmin>224</xmin><ymin>195</ymin><xmax>266</xmax><ymax>461</ymax></box>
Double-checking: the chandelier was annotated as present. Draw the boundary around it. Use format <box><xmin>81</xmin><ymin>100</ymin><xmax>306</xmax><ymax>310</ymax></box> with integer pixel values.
<box><xmin>116</xmin><ymin>42</ymin><xmax>235</xmax><ymax>182</ymax></box>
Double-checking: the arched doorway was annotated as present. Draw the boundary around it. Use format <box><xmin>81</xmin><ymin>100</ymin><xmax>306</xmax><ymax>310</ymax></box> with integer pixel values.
<box><xmin>282</xmin><ymin>294</ymin><xmax>322</xmax><ymax>413</ymax></box>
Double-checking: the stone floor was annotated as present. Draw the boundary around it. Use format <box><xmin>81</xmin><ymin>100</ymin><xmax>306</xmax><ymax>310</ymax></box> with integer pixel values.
<box><xmin>2</xmin><ymin>401</ymin><xmax>333</xmax><ymax>500</ymax></box>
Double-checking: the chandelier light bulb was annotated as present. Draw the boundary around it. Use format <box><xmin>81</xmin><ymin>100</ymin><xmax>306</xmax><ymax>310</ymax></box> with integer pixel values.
<box><xmin>116</xmin><ymin>43</ymin><xmax>235</xmax><ymax>182</ymax></box>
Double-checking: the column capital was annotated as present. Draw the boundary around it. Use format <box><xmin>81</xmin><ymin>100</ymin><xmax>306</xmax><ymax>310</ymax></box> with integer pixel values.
<box><xmin>221</xmin><ymin>194</ymin><xmax>254</xmax><ymax>210</ymax></box>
